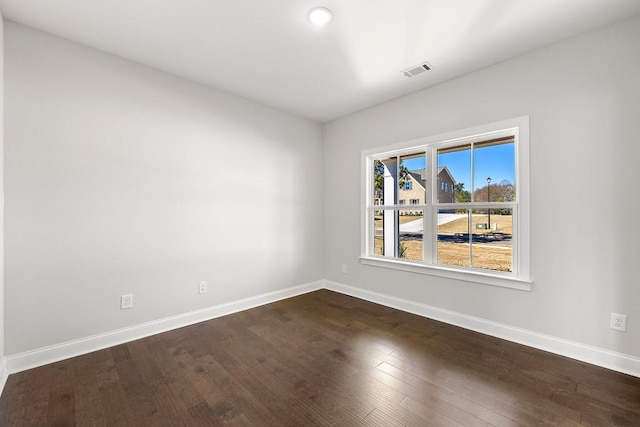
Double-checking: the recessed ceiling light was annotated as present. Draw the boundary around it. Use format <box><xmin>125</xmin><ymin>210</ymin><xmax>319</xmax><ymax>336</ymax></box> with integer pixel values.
<box><xmin>308</xmin><ymin>7</ymin><xmax>333</xmax><ymax>26</ymax></box>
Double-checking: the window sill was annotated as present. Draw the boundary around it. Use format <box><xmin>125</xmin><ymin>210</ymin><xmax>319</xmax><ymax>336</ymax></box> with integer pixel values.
<box><xmin>359</xmin><ymin>256</ymin><xmax>532</xmax><ymax>291</ymax></box>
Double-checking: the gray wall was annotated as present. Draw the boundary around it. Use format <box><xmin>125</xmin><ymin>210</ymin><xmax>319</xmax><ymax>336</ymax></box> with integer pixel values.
<box><xmin>323</xmin><ymin>15</ymin><xmax>640</xmax><ymax>357</ymax></box>
<box><xmin>4</xmin><ymin>22</ymin><xmax>323</xmax><ymax>355</ymax></box>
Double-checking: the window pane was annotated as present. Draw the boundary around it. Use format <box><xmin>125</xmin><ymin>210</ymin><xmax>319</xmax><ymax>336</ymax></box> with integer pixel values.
<box><xmin>374</xmin><ymin>209</ymin><xmax>399</xmax><ymax>258</ymax></box>
<box><xmin>437</xmin><ymin>209</ymin><xmax>470</xmax><ymax>267</ymax></box>
<box><xmin>373</xmin><ymin>209</ymin><xmax>424</xmax><ymax>260</ymax></box>
<box><xmin>438</xmin><ymin>144</ymin><xmax>471</xmax><ymax>204</ymax></box>
<box><xmin>373</xmin><ymin>209</ymin><xmax>384</xmax><ymax>256</ymax></box>
<box><xmin>471</xmin><ymin>209</ymin><xmax>513</xmax><ymax>272</ymax></box>
<box><xmin>373</xmin><ymin>159</ymin><xmax>393</xmax><ymax>205</ymax></box>
<box><xmin>399</xmin><ymin>153</ymin><xmax>426</xmax><ymax>205</ymax></box>
<box><xmin>473</xmin><ymin>139</ymin><xmax>515</xmax><ymax>202</ymax></box>
<box><xmin>399</xmin><ymin>209</ymin><xmax>423</xmax><ymax>261</ymax></box>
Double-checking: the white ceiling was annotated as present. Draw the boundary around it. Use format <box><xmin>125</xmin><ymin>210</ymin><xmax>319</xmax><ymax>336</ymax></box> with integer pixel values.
<box><xmin>1</xmin><ymin>0</ymin><xmax>639</xmax><ymax>122</ymax></box>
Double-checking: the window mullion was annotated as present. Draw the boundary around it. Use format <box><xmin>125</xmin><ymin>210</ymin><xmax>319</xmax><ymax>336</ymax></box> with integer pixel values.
<box><xmin>470</xmin><ymin>141</ymin><xmax>475</xmax><ymax>202</ymax></box>
<box><xmin>429</xmin><ymin>147</ymin><xmax>439</xmax><ymax>264</ymax></box>
<box><xmin>468</xmin><ymin>209</ymin><xmax>473</xmax><ymax>268</ymax></box>
<box><xmin>511</xmin><ymin>204</ymin><xmax>519</xmax><ymax>275</ymax></box>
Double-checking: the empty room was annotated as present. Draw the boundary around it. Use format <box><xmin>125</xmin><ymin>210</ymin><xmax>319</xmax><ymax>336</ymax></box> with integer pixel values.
<box><xmin>0</xmin><ymin>0</ymin><xmax>640</xmax><ymax>425</ymax></box>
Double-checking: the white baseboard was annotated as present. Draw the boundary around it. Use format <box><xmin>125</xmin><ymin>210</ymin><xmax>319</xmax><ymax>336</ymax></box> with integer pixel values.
<box><xmin>6</xmin><ymin>281</ymin><xmax>323</xmax><ymax>375</ymax></box>
<box><xmin>0</xmin><ymin>357</ymin><xmax>8</xmax><ymax>396</ymax></box>
<box><xmin>5</xmin><ymin>279</ymin><xmax>639</xmax><ymax>381</ymax></box>
<box><xmin>323</xmin><ymin>280</ymin><xmax>640</xmax><ymax>378</ymax></box>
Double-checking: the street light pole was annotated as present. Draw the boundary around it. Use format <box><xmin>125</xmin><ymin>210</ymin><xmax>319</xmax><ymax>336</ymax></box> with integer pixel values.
<box><xmin>486</xmin><ymin>177</ymin><xmax>492</xmax><ymax>230</ymax></box>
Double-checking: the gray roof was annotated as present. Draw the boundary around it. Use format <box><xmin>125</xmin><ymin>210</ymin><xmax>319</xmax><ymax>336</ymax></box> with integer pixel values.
<box><xmin>408</xmin><ymin>172</ymin><xmax>426</xmax><ymax>188</ymax></box>
<box><xmin>408</xmin><ymin>167</ymin><xmax>456</xmax><ymax>185</ymax></box>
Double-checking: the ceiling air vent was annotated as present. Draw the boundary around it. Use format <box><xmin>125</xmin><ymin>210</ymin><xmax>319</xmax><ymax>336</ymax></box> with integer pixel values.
<box><xmin>403</xmin><ymin>62</ymin><xmax>432</xmax><ymax>78</ymax></box>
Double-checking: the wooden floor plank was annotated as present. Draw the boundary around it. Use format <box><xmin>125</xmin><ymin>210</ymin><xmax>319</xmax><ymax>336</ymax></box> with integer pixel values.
<box><xmin>363</xmin><ymin>408</ymin><xmax>406</xmax><ymax>427</ymax></box>
<box><xmin>2</xmin><ymin>289</ymin><xmax>640</xmax><ymax>426</ymax></box>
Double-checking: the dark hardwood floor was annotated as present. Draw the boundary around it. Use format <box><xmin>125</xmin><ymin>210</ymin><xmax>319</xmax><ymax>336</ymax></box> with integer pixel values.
<box><xmin>2</xmin><ymin>289</ymin><xmax>640</xmax><ymax>426</ymax></box>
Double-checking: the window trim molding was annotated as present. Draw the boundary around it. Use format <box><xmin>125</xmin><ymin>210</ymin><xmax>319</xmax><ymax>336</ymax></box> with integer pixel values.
<box><xmin>360</xmin><ymin>116</ymin><xmax>531</xmax><ymax>290</ymax></box>
<box><xmin>359</xmin><ymin>256</ymin><xmax>532</xmax><ymax>290</ymax></box>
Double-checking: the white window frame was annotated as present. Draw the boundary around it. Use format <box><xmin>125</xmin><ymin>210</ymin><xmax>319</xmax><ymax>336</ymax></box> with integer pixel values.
<box><xmin>360</xmin><ymin>116</ymin><xmax>531</xmax><ymax>290</ymax></box>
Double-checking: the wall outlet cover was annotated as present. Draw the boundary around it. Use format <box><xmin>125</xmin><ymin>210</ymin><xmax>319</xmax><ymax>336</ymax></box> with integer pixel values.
<box><xmin>121</xmin><ymin>294</ymin><xmax>133</xmax><ymax>310</ymax></box>
<box><xmin>198</xmin><ymin>281</ymin><xmax>208</xmax><ymax>294</ymax></box>
<box><xmin>610</xmin><ymin>313</ymin><xmax>627</xmax><ymax>332</ymax></box>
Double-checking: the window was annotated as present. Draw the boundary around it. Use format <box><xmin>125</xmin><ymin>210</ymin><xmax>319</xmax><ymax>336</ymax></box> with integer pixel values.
<box><xmin>399</xmin><ymin>200</ymin><xmax>406</xmax><ymax>205</ymax></box>
<box><xmin>361</xmin><ymin>117</ymin><xmax>530</xmax><ymax>289</ymax></box>
<box><xmin>404</xmin><ymin>181</ymin><xmax>412</xmax><ymax>190</ymax></box>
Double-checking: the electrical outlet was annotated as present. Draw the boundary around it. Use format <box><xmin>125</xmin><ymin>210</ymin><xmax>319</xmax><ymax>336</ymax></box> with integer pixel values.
<box><xmin>121</xmin><ymin>294</ymin><xmax>133</xmax><ymax>310</ymax></box>
<box><xmin>198</xmin><ymin>281</ymin><xmax>208</xmax><ymax>294</ymax></box>
<box><xmin>610</xmin><ymin>313</ymin><xmax>627</xmax><ymax>332</ymax></box>
<box><xmin>341</xmin><ymin>264</ymin><xmax>348</xmax><ymax>274</ymax></box>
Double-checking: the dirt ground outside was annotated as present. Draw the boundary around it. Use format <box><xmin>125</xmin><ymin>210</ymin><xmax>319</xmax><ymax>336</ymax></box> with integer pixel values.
<box><xmin>374</xmin><ymin>214</ymin><xmax>512</xmax><ymax>272</ymax></box>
